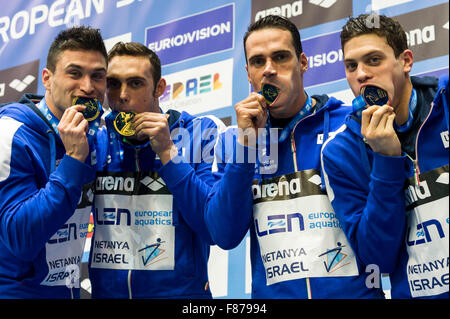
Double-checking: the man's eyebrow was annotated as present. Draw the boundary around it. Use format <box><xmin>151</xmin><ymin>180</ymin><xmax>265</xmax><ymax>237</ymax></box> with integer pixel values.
<box><xmin>126</xmin><ymin>76</ymin><xmax>146</xmax><ymax>81</ymax></box>
<box><xmin>65</xmin><ymin>63</ymin><xmax>106</xmax><ymax>72</ymax></box>
<box><xmin>271</xmin><ymin>49</ymin><xmax>291</xmax><ymax>56</ymax></box>
<box><xmin>106</xmin><ymin>75</ymin><xmax>145</xmax><ymax>81</ymax></box>
<box><xmin>248</xmin><ymin>54</ymin><xmax>264</xmax><ymax>61</ymax></box>
<box><xmin>248</xmin><ymin>50</ymin><xmax>291</xmax><ymax>62</ymax></box>
<box><xmin>344</xmin><ymin>50</ymin><xmax>385</xmax><ymax>63</ymax></box>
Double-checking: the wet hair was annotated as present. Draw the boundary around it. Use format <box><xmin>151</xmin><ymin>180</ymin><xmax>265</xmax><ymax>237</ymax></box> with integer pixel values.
<box><xmin>340</xmin><ymin>14</ymin><xmax>408</xmax><ymax>57</ymax></box>
<box><xmin>243</xmin><ymin>15</ymin><xmax>303</xmax><ymax>62</ymax></box>
<box><xmin>108</xmin><ymin>41</ymin><xmax>161</xmax><ymax>93</ymax></box>
<box><xmin>46</xmin><ymin>26</ymin><xmax>107</xmax><ymax>72</ymax></box>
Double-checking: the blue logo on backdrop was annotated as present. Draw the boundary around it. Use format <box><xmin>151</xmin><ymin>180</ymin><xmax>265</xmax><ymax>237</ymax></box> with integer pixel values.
<box><xmin>303</xmin><ymin>31</ymin><xmax>346</xmax><ymax>88</ymax></box>
<box><xmin>145</xmin><ymin>4</ymin><xmax>234</xmax><ymax>65</ymax></box>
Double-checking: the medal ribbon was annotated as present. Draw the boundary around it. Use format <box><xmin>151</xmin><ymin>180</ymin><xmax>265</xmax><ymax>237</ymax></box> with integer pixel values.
<box><xmin>37</xmin><ymin>98</ymin><xmax>61</xmax><ymax>137</ymax></box>
<box><xmin>394</xmin><ymin>88</ymin><xmax>417</xmax><ymax>133</ymax></box>
<box><xmin>273</xmin><ymin>93</ymin><xmax>313</xmax><ymax>143</ymax></box>
<box><xmin>37</xmin><ymin>98</ymin><xmax>102</xmax><ymax>145</ymax></box>
<box><xmin>352</xmin><ymin>95</ymin><xmax>367</xmax><ymax>117</ymax></box>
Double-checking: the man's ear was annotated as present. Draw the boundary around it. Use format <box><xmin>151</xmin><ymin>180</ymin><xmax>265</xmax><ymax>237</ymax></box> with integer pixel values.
<box><xmin>42</xmin><ymin>68</ymin><xmax>52</xmax><ymax>91</ymax></box>
<box><xmin>245</xmin><ymin>64</ymin><xmax>258</xmax><ymax>92</ymax></box>
<box><xmin>299</xmin><ymin>52</ymin><xmax>308</xmax><ymax>76</ymax></box>
<box><xmin>154</xmin><ymin>78</ymin><xmax>167</xmax><ymax>98</ymax></box>
<box><xmin>245</xmin><ymin>64</ymin><xmax>251</xmax><ymax>83</ymax></box>
<box><xmin>400</xmin><ymin>49</ymin><xmax>414</xmax><ymax>74</ymax></box>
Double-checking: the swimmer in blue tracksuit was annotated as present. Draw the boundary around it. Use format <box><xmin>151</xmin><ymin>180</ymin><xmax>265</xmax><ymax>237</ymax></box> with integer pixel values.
<box><xmin>0</xmin><ymin>27</ymin><xmax>108</xmax><ymax>298</ymax></box>
<box><xmin>321</xmin><ymin>14</ymin><xmax>449</xmax><ymax>299</ymax></box>
<box><xmin>204</xmin><ymin>15</ymin><xmax>383</xmax><ymax>299</ymax></box>
<box><xmin>88</xmin><ymin>42</ymin><xmax>225</xmax><ymax>298</ymax></box>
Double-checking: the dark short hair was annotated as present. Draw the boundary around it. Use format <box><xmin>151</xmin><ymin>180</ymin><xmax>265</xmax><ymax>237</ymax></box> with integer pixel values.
<box><xmin>46</xmin><ymin>26</ymin><xmax>107</xmax><ymax>72</ymax></box>
<box><xmin>107</xmin><ymin>41</ymin><xmax>161</xmax><ymax>94</ymax></box>
<box><xmin>340</xmin><ymin>14</ymin><xmax>408</xmax><ymax>57</ymax></box>
<box><xmin>243</xmin><ymin>15</ymin><xmax>303</xmax><ymax>62</ymax></box>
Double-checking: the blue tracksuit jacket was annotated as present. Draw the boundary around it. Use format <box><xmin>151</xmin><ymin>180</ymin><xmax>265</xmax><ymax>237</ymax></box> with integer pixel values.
<box><xmin>88</xmin><ymin>109</ymin><xmax>224</xmax><ymax>298</ymax></box>
<box><xmin>205</xmin><ymin>95</ymin><xmax>383</xmax><ymax>298</ymax></box>
<box><xmin>0</xmin><ymin>94</ymin><xmax>95</xmax><ymax>298</ymax></box>
<box><xmin>321</xmin><ymin>75</ymin><xmax>449</xmax><ymax>299</ymax></box>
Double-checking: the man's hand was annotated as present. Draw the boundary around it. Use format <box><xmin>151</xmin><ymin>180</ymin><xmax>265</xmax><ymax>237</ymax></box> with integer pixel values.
<box><xmin>133</xmin><ymin>112</ymin><xmax>178</xmax><ymax>164</ymax></box>
<box><xmin>58</xmin><ymin>105</ymin><xmax>90</xmax><ymax>163</ymax></box>
<box><xmin>361</xmin><ymin>104</ymin><xmax>401</xmax><ymax>157</ymax></box>
<box><xmin>235</xmin><ymin>92</ymin><xmax>268</xmax><ymax>147</ymax></box>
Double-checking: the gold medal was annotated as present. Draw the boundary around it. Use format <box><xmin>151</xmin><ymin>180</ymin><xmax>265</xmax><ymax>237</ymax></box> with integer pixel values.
<box><xmin>72</xmin><ymin>97</ymin><xmax>100</xmax><ymax>121</ymax></box>
<box><xmin>361</xmin><ymin>86</ymin><xmax>389</xmax><ymax>106</ymax></box>
<box><xmin>113</xmin><ymin>112</ymin><xmax>136</xmax><ymax>136</ymax></box>
<box><xmin>260</xmin><ymin>83</ymin><xmax>279</xmax><ymax>105</ymax></box>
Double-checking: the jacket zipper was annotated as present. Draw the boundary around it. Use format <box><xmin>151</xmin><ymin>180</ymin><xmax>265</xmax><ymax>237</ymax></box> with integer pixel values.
<box><xmin>406</xmin><ymin>154</ymin><xmax>420</xmax><ymax>188</ymax></box>
<box><xmin>290</xmin><ymin>113</ymin><xmax>316</xmax><ymax>299</ymax></box>
<box><xmin>404</xmin><ymin>98</ymin><xmax>437</xmax><ymax>252</ymax></box>
<box><xmin>406</xmin><ymin>100</ymin><xmax>435</xmax><ymax>187</ymax></box>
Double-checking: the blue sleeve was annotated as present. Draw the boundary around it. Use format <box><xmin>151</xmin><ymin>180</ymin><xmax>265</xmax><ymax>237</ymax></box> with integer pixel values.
<box><xmin>0</xmin><ymin>132</ymin><xmax>95</xmax><ymax>261</ymax></box>
<box><xmin>204</xmin><ymin>162</ymin><xmax>255</xmax><ymax>250</ymax></box>
<box><xmin>159</xmin><ymin>160</ymin><xmax>215</xmax><ymax>244</ymax></box>
<box><xmin>158</xmin><ymin>117</ymin><xmax>224</xmax><ymax>244</ymax></box>
<box><xmin>203</xmin><ymin>129</ymin><xmax>256</xmax><ymax>250</ymax></box>
<box><xmin>321</xmin><ymin>137</ymin><xmax>407</xmax><ymax>273</ymax></box>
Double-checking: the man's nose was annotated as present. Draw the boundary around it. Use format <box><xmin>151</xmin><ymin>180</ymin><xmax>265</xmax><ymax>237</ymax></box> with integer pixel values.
<box><xmin>119</xmin><ymin>84</ymin><xmax>129</xmax><ymax>103</ymax></box>
<box><xmin>356</xmin><ymin>64</ymin><xmax>372</xmax><ymax>83</ymax></box>
<box><xmin>80</xmin><ymin>76</ymin><xmax>95</xmax><ymax>95</ymax></box>
<box><xmin>263</xmin><ymin>59</ymin><xmax>277</xmax><ymax>77</ymax></box>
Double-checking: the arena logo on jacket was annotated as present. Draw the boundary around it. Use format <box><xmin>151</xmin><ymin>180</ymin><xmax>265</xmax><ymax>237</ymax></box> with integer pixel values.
<box><xmin>41</xmin><ymin>183</ymin><xmax>94</xmax><ymax>287</ymax></box>
<box><xmin>252</xmin><ymin>169</ymin><xmax>358</xmax><ymax>285</ymax></box>
<box><xmin>404</xmin><ymin>164</ymin><xmax>449</xmax><ymax>298</ymax></box>
<box><xmin>91</xmin><ymin>171</ymin><xmax>175</xmax><ymax>271</ymax></box>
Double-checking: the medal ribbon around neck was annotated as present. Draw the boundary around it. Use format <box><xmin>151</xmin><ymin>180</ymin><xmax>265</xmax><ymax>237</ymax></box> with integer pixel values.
<box><xmin>258</xmin><ymin>84</ymin><xmax>313</xmax><ymax>143</ymax></box>
<box><xmin>37</xmin><ymin>98</ymin><xmax>103</xmax><ymax>144</ymax></box>
<box><xmin>37</xmin><ymin>98</ymin><xmax>61</xmax><ymax>137</ymax></box>
<box><xmin>276</xmin><ymin>93</ymin><xmax>313</xmax><ymax>143</ymax></box>
<box><xmin>393</xmin><ymin>88</ymin><xmax>417</xmax><ymax>133</ymax></box>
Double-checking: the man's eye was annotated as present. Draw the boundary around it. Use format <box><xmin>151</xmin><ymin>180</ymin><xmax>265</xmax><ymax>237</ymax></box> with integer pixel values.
<box><xmin>68</xmin><ymin>70</ymin><xmax>82</xmax><ymax>78</ymax></box>
<box><xmin>107</xmin><ymin>79</ymin><xmax>120</xmax><ymax>89</ymax></box>
<box><xmin>368</xmin><ymin>57</ymin><xmax>381</xmax><ymax>64</ymax></box>
<box><xmin>130</xmin><ymin>80</ymin><xmax>143</xmax><ymax>88</ymax></box>
<box><xmin>274</xmin><ymin>53</ymin><xmax>287</xmax><ymax>61</ymax></box>
<box><xmin>92</xmin><ymin>72</ymin><xmax>106</xmax><ymax>81</ymax></box>
<box><xmin>250</xmin><ymin>58</ymin><xmax>265</xmax><ymax>67</ymax></box>
<box><xmin>345</xmin><ymin>63</ymin><xmax>357</xmax><ymax>71</ymax></box>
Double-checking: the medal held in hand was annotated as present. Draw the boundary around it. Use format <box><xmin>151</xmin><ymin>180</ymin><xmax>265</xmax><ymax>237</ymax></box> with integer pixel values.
<box><xmin>353</xmin><ymin>85</ymin><xmax>389</xmax><ymax>115</ymax></box>
<box><xmin>72</xmin><ymin>97</ymin><xmax>101</xmax><ymax>121</ymax></box>
<box><xmin>260</xmin><ymin>83</ymin><xmax>279</xmax><ymax>105</ymax></box>
<box><xmin>113</xmin><ymin>112</ymin><xmax>136</xmax><ymax>136</ymax></box>
<box><xmin>361</xmin><ymin>85</ymin><xmax>389</xmax><ymax>106</ymax></box>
